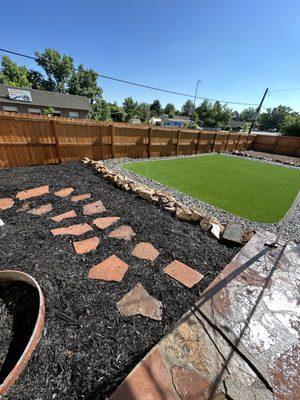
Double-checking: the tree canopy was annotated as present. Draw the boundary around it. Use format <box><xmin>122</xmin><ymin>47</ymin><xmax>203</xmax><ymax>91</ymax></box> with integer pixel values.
<box><xmin>150</xmin><ymin>99</ymin><xmax>162</xmax><ymax>116</ymax></box>
<box><xmin>181</xmin><ymin>100</ymin><xmax>195</xmax><ymax>117</ymax></box>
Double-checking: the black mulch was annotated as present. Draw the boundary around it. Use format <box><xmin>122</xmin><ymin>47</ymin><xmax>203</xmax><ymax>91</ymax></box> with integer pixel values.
<box><xmin>0</xmin><ymin>162</ymin><xmax>238</xmax><ymax>399</ymax></box>
<box><xmin>0</xmin><ymin>282</ymin><xmax>39</xmax><ymax>384</ymax></box>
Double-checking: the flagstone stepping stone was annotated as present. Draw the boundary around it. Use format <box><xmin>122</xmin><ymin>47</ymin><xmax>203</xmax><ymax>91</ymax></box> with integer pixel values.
<box><xmin>71</xmin><ymin>193</ymin><xmax>91</xmax><ymax>202</ymax></box>
<box><xmin>16</xmin><ymin>185</ymin><xmax>49</xmax><ymax>200</ymax></box>
<box><xmin>16</xmin><ymin>202</ymin><xmax>32</xmax><ymax>213</ymax></box>
<box><xmin>108</xmin><ymin>225</ymin><xmax>136</xmax><ymax>241</ymax></box>
<box><xmin>132</xmin><ymin>242</ymin><xmax>160</xmax><ymax>261</ymax></box>
<box><xmin>117</xmin><ymin>283</ymin><xmax>162</xmax><ymax>321</ymax></box>
<box><xmin>51</xmin><ymin>223</ymin><xmax>93</xmax><ymax>236</ymax></box>
<box><xmin>51</xmin><ymin>210</ymin><xmax>77</xmax><ymax>222</ymax></box>
<box><xmin>73</xmin><ymin>236</ymin><xmax>100</xmax><ymax>254</ymax></box>
<box><xmin>54</xmin><ymin>187</ymin><xmax>74</xmax><ymax>197</ymax></box>
<box><xmin>83</xmin><ymin>200</ymin><xmax>106</xmax><ymax>215</ymax></box>
<box><xmin>164</xmin><ymin>260</ymin><xmax>204</xmax><ymax>288</ymax></box>
<box><xmin>27</xmin><ymin>203</ymin><xmax>53</xmax><ymax>216</ymax></box>
<box><xmin>93</xmin><ymin>216</ymin><xmax>120</xmax><ymax>229</ymax></box>
<box><xmin>0</xmin><ymin>198</ymin><xmax>14</xmax><ymax>211</ymax></box>
<box><xmin>88</xmin><ymin>255</ymin><xmax>128</xmax><ymax>281</ymax></box>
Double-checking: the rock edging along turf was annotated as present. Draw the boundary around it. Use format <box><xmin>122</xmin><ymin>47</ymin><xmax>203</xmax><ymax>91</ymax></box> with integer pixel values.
<box><xmin>83</xmin><ymin>158</ymin><xmax>254</xmax><ymax>245</ymax></box>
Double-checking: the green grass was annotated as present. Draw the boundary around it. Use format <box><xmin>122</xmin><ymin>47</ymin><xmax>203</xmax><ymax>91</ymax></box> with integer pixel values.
<box><xmin>124</xmin><ymin>155</ymin><xmax>300</xmax><ymax>223</ymax></box>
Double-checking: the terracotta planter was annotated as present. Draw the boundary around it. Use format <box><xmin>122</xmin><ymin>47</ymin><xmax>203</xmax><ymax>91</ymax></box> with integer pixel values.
<box><xmin>0</xmin><ymin>270</ymin><xmax>45</xmax><ymax>395</ymax></box>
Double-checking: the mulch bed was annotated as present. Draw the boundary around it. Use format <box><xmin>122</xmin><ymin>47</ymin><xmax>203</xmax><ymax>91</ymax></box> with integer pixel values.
<box><xmin>0</xmin><ymin>162</ymin><xmax>238</xmax><ymax>399</ymax></box>
<box><xmin>0</xmin><ymin>282</ymin><xmax>39</xmax><ymax>385</ymax></box>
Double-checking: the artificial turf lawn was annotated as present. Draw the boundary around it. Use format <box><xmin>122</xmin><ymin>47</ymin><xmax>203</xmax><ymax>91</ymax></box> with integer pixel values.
<box><xmin>124</xmin><ymin>155</ymin><xmax>300</xmax><ymax>223</ymax></box>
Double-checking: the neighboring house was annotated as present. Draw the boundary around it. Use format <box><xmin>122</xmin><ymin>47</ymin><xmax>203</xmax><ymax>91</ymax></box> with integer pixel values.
<box><xmin>0</xmin><ymin>85</ymin><xmax>90</xmax><ymax>118</ymax></box>
<box><xmin>149</xmin><ymin>116</ymin><xmax>162</xmax><ymax>126</ymax></box>
<box><xmin>161</xmin><ymin>115</ymin><xmax>193</xmax><ymax>128</ymax></box>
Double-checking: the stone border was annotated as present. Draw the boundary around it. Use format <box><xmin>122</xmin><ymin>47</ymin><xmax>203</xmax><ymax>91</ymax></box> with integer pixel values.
<box><xmin>230</xmin><ymin>150</ymin><xmax>300</xmax><ymax>168</ymax></box>
<box><xmin>83</xmin><ymin>158</ymin><xmax>254</xmax><ymax>245</ymax></box>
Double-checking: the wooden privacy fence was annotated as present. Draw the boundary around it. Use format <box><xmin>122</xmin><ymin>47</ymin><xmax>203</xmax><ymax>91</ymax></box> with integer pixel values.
<box><xmin>250</xmin><ymin>134</ymin><xmax>300</xmax><ymax>157</ymax></box>
<box><xmin>0</xmin><ymin>112</ymin><xmax>298</xmax><ymax>168</ymax></box>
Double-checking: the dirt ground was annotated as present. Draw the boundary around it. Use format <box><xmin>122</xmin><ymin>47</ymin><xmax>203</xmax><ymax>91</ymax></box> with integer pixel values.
<box><xmin>245</xmin><ymin>150</ymin><xmax>300</xmax><ymax>165</ymax></box>
<box><xmin>0</xmin><ymin>162</ymin><xmax>238</xmax><ymax>400</ymax></box>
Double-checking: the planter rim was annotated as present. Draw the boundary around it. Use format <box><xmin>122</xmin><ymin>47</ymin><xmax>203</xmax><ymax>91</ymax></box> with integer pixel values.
<box><xmin>0</xmin><ymin>269</ymin><xmax>45</xmax><ymax>395</ymax></box>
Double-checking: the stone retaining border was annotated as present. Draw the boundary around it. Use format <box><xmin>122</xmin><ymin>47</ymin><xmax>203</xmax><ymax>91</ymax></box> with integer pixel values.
<box><xmin>83</xmin><ymin>158</ymin><xmax>254</xmax><ymax>246</ymax></box>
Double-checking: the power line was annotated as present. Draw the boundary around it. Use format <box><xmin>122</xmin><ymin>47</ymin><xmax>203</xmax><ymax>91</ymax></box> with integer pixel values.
<box><xmin>0</xmin><ymin>47</ymin><xmax>259</xmax><ymax>106</ymax></box>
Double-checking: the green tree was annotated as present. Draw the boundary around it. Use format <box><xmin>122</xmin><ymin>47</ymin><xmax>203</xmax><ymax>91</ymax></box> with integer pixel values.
<box><xmin>196</xmin><ymin>100</ymin><xmax>232</xmax><ymax>128</ymax></box>
<box><xmin>68</xmin><ymin>64</ymin><xmax>102</xmax><ymax>102</ymax></box>
<box><xmin>136</xmin><ymin>102</ymin><xmax>151</xmax><ymax>122</ymax></box>
<box><xmin>0</xmin><ymin>56</ymin><xmax>31</xmax><ymax>87</ymax></box>
<box><xmin>239</xmin><ymin>107</ymin><xmax>256</xmax><ymax>122</ymax></box>
<box><xmin>164</xmin><ymin>103</ymin><xmax>176</xmax><ymax>117</ymax></box>
<box><xmin>89</xmin><ymin>98</ymin><xmax>111</xmax><ymax>121</ymax></box>
<box><xmin>109</xmin><ymin>102</ymin><xmax>125</xmax><ymax>122</ymax></box>
<box><xmin>43</xmin><ymin>106</ymin><xmax>55</xmax><ymax>116</ymax></box>
<box><xmin>26</xmin><ymin>69</ymin><xmax>47</xmax><ymax>89</ymax></box>
<box><xmin>281</xmin><ymin>114</ymin><xmax>300</xmax><ymax>136</ymax></box>
<box><xmin>181</xmin><ymin>100</ymin><xmax>195</xmax><ymax>117</ymax></box>
<box><xmin>123</xmin><ymin>97</ymin><xmax>138</xmax><ymax>121</ymax></box>
<box><xmin>259</xmin><ymin>105</ymin><xmax>294</xmax><ymax>131</ymax></box>
<box><xmin>35</xmin><ymin>48</ymin><xmax>73</xmax><ymax>92</ymax></box>
<box><xmin>150</xmin><ymin>99</ymin><xmax>162</xmax><ymax>116</ymax></box>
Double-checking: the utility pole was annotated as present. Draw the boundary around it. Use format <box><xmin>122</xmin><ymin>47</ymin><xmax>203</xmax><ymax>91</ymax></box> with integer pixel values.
<box><xmin>248</xmin><ymin>88</ymin><xmax>269</xmax><ymax>135</ymax></box>
<box><xmin>193</xmin><ymin>80</ymin><xmax>202</xmax><ymax>107</ymax></box>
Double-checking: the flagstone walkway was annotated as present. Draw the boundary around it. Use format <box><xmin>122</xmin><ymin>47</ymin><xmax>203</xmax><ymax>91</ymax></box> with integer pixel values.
<box><xmin>1</xmin><ymin>184</ymin><xmax>205</xmax><ymax>322</ymax></box>
<box><xmin>109</xmin><ymin>230</ymin><xmax>300</xmax><ymax>400</ymax></box>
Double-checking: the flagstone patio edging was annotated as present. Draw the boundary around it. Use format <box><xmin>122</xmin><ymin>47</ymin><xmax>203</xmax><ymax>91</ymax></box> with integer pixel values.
<box><xmin>82</xmin><ymin>158</ymin><xmax>254</xmax><ymax>246</ymax></box>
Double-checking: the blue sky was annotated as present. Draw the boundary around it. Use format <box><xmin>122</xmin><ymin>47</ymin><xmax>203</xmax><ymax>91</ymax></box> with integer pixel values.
<box><xmin>1</xmin><ymin>0</ymin><xmax>300</xmax><ymax>111</ymax></box>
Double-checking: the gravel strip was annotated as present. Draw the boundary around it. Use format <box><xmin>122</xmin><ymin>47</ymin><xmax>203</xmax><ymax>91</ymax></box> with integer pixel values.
<box><xmin>102</xmin><ymin>153</ymin><xmax>300</xmax><ymax>243</ymax></box>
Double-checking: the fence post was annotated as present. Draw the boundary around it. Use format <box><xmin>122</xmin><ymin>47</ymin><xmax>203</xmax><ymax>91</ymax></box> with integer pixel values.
<box><xmin>51</xmin><ymin>120</ymin><xmax>62</xmax><ymax>163</ymax></box>
<box><xmin>235</xmin><ymin>134</ymin><xmax>241</xmax><ymax>151</ymax></box>
<box><xmin>148</xmin><ymin>127</ymin><xmax>152</xmax><ymax>158</ymax></box>
<box><xmin>176</xmin><ymin>129</ymin><xmax>181</xmax><ymax>156</ymax></box>
<box><xmin>211</xmin><ymin>132</ymin><xmax>217</xmax><ymax>152</ymax></box>
<box><xmin>225</xmin><ymin>133</ymin><xmax>230</xmax><ymax>152</ymax></box>
<box><xmin>196</xmin><ymin>130</ymin><xmax>201</xmax><ymax>154</ymax></box>
<box><xmin>244</xmin><ymin>133</ymin><xmax>249</xmax><ymax>151</ymax></box>
<box><xmin>110</xmin><ymin>124</ymin><xmax>115</xmax><ymax>158</ymax></box>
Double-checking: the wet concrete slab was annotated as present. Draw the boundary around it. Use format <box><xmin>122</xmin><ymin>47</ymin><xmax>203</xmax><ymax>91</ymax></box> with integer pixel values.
<box><xmin>109</xmin><ymin>230</ymin><xmax>299</xmax><ymax>400</ymax></box>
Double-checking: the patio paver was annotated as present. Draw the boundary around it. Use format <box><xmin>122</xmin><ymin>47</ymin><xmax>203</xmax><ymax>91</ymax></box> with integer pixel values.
<box><xmin>83</xmin><ymin>200</ymin><xmax>106</xmax><ymax>215</ymax></box>
<box><xmin>89</xmin><ymin>254</ymin><xmax>129</xmax><ymax>281</ymax></box>
<box><xmin>54</xmin><ymin>187</ymin><xmax>74</xmax><ymax>197</ymax></box>
<box><xmin>16</xmin><ymin>185</ymin><xmax>49</xmax><ymax>200</ymax></box>
<box><xmin>132</xmin><ymin>242</ymin><xmax>160</xmax><ymax>261</ymax></box>
<box><xmin>51</xmin><ymin>210</ymin><xmax>77</xmax><ymax>222</ymax></box>
<box><xmin>117</xmin><ymin>283</ymin><xmax>163</xmax><ymax>320</ymax></box>
<box><xmin>73</xmin><ymin>236</ymin><xmax>100</xmax><ymax>254</ymax></box>
<box><xmin>164</xmin><ymin>260</ymin><xmax>204</xmax><ymax>288</ymax></box>
<box><xmin>71</xmin><ymin>193</ymin><xmax>91</xmax><ymax>202</ymax></box>
<box><xmin>51</xmin><ymin>223</ymin><xmax>93</xmax><ymax>236</ymax></box>
<box><xmin>0</xmin><ymin>198</ymin><xmax>14</xmax><ymax>211</ymax></box>
<box><xmin>27</xmin><ymin>203</ymin><xmax>53</xmax><ymax>215</ymax></box>
<box><xmin>108</xmin><ymin>225</ymin><xmax>136</xmax><ymax>241</ymax></box>
<box><xmin>93</xmin><ymin>216</ymin><xmax>120</xmax><ymax>229</ymax></box>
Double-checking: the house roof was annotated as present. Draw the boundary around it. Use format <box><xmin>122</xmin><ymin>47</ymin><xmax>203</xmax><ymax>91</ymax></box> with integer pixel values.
<box><xmin>0</xmin><ymin>85</ymin><xmax>90</xmax><ymax>110</ymax></box>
